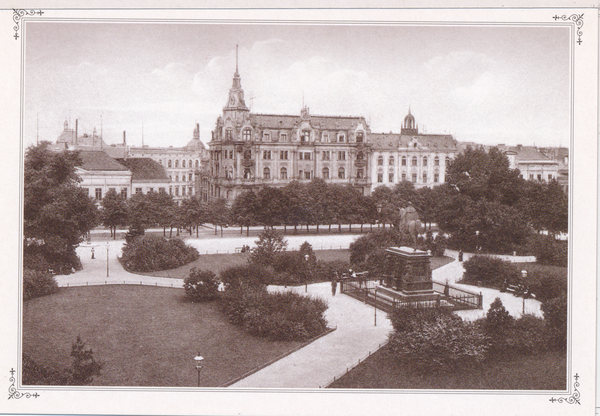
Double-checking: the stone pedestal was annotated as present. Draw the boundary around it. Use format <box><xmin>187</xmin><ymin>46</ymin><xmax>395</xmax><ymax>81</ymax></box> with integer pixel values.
<box><xmin>383</xmin><ymin>246</ymin><xmax>438</xmax><ymax>302</ymax></box>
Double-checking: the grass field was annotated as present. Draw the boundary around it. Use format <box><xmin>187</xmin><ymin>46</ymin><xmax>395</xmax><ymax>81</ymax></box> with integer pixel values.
<box><xmin>22</xmin><ymin>285</ymin><xmax>307</xmax><ymax>387</ymax></box>
<box><xmin>328</xmin><ymin>347</ymin><xmax>566</xmax><ymax>390</ymax></box>
<box><xmin>140</xmin><ymin>249</ymin><xmax>351</xmax><ymax>278</ymax></box>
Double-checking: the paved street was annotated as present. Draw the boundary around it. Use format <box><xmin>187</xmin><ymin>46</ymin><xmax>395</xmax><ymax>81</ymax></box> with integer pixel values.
<box><xmin>56</xmin><ymin>237</ymin><xmax>542</xmax><ymax>388</ymax></box>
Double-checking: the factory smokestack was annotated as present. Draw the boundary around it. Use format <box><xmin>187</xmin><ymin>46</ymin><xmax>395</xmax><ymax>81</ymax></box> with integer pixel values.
<box><xmin>75</xmin><ymin>119</ymin><xmax>78</xmax><ymax>145</ymax></box>
<box><xmin>123</xmin><ymin>131</ymin><xmax>126</xmax><ymax>145</ymax></box>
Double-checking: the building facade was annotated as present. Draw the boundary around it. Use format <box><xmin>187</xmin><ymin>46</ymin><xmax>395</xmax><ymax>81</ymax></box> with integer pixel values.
<box><xmin>127</xmin><ymin>124</ymin><xmax>209</xmax><ymax>201</ymax></box>
<box><xmin>499</xmin><ymin>144</ymin><xmax>560</xmax><ymax>183</ymax></box>
<box><xmin>208</xmin><ymin>65</ymin><xmax>372</xmax><ymax>201</ymax></box>
<box><xmin>369</xmin><ymin>111</ymin><xmax>458</xmax><ymax>192</ymax></box>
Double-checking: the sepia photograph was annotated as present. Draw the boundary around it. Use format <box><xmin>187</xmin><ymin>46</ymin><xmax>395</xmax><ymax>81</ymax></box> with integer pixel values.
<box><xmin>1</xmin><ymin>4</ymin><xmax>597</xmax><ymax>416</ymax></box>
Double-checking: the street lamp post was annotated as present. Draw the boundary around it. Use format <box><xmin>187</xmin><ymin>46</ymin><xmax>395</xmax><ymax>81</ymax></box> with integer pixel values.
<box><xmin>521</xmin><ymin>270</ymin><xmax>528</xmax><ymax>314</ymax></box>
<box><xmin>475</xmin><ymin>230</ymin><xmax>480</xmax><ymax>253</ymax></box>
<box><xmin>374</xmin><ymin>287</ymin><xmax>377</xmax><ymax>327</ymax></box>
<box><xmin>376</xmin><ymin>203</ymin><xmax>382</xmax><ymax>229</ymax></box>
<box><xmin>304</xmin><ymin>254</ymin><xmax>310</xmax><ymax>293</ymax></box>
<box><xmin>194</xmin><ymin>354</ymin><xmax>204</xmax><ymax>387</ymax></box>
<box><xmin>106</xmin><ymin>242</ymin><xmax>110</xmax><ymax>277</ymax></box>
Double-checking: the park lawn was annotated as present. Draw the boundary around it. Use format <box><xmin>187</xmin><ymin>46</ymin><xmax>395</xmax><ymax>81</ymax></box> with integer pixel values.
<box><xmin>22</xmin><ymin>285</ymin><xmax>307</xmax><ymax>387</ymax></box>
<box><xmin>328</xmin><ymin>347</ymin><xmax>566</xmax><ymax>390</ymax></box>
<box><xmin>140</xmin><ymin>249</ymin><xmax>352</xmax><ymax>278</ymax></box>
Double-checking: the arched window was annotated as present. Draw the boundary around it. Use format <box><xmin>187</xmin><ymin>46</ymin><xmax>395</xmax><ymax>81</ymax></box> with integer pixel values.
<box><xmin>264</xmin><ymin>167</ymin><xmax>270</xmax><ymax>179</ymax></box>
<box><xmin>412</xmin><ymin>157</ymin><xmax>418</xmax><ymax>166</ymax></box>
<box><xmin>182</xmin><ymin>160</ymin><xmax>186</xmax><ymax>168</ymax></box>
<box><xmin>195</xmin><ymin>160</ymin><xmax>199</xmax><ymax>168</ymax></box>
<box><xmin>242</xmin><ymin>128</ymin><xmax>252</xmax><ymax>141</ymax></box>
<box><xmin>225</xmin><ymin>129</ymin><xmax>233</xmax><ymax>141</ymax></box>
<box><xmin>301</xmin><ymin>130</ymin><xmax>310</xmax><ymax>143</ymax></box>
<box><xmin>434</xmin><ymin>156</ymin><xmax>440</xmax><ymax>166</ymax></box>
<box><xmin>322</xmin><ymin>167</ymin><xmax>330</xmax><ymax>179</ymax></box>
<box><xmin>389</xmin><ymin>156</ymin><xmax>394</xmax><ymax>166</ymax></box>
<box><xmin>356</xmin><ymin>131</ymin><xmax>364</xmax><ymax>143</ymax></box>
<box><xmin>168</xmin><ymin>159</ymin><xmax>172</xmax><ymax>168</ymax></box>
<box><xmin>175</xmin><ymin>175</ymin><xmax>179</xmax><ymax>182</ymax></box>
<box><xmin>189</xmin><ymin>160</ymin><xmax>192</xmax><ymax>168</ymax></box>
<box><xmin>377</xmin><ymin>156</ymin><xmax>384</xmax><ymax>166</ymax></box>
<box><xmin>175</xmin><ymin>160</ymin><xmax>179</xmax><ymax>168</ymax></box>
<box><xmin>401</xmin><ymin>156</ymin><xmax>407</xmax><ymax>166</ymax></box>
<box><xmin>338</xmin><ymin>167</ymin><xmax>345</xmax><ymax>179</ymax></box>
<box><xmin>445</xmin><ymin>156</ymin><xmax>451</xmax><ymax>165</ymax></box>
<box><xmin>423</xmin><ymin>157</ymin><xmax>428</xmax><ymax>166</ymax></box>
<box><xmin>280</xmin><ymin>167</ymin><xmax>287</xmax><ymax>179</ymax></box>
<box><xmin>357</xmin><ymin>151</ymin><xmax>364</xmax><ymax>161</ymax></box>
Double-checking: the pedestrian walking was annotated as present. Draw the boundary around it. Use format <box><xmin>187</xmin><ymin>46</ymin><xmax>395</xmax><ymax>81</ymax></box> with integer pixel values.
<box><xmin>331</xmin><ymin>279</ymin><xmax>337</xmax><ymax>296</ymax></box>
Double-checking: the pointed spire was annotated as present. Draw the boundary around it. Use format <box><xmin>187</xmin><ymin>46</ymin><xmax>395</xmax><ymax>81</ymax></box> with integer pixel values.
<box><xmin>235</xmin><ymin>44</ymin><xmax>239</xmax><ymax>75</ymax></box>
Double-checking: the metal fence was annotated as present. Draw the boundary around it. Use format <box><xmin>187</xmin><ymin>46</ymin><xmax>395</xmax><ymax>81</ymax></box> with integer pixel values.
<box><xmin>340</xmin><ymin>279</ymin><xmax>482</xmax><ymax>311</ymax></box>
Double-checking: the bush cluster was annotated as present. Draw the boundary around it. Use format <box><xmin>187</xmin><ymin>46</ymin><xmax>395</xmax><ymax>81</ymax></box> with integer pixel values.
<box><xmin>120</xmin><ymin>235</ymin><xmax>199</xmax><ymax>272</ymax></box>
<box><xmin>387</xmin><ymin>307</ymin><xmax>488</xmax><ymax>372</ymax></box>
<box><xmin>541</xmin><ymin>294</ymin><xmax>568</xmax><ymax>351</ymax></box>
<box><xmin>526</xmin><ymin>234</ymin><xmax>568</xmax><ymax>267</ymax></box>
<box><xmin>219</xmin><ymin>287</ymin><xmax>328</xmax><ymax>341</ymax></box>
<box><xmin>461</xmin><ymin>255</ymin><xmax>520</xmax><ymax>287</ymax></box>
<box><xmin>183</xmin><ymin>268</ymin><xmax>219</xmax><ymax>302</ymax></box>
<box><xmin>525</xmin><ymin>266</ymin><xmax>568</xmax><ymax>302</ymax></box>
<box><xmin>23</xmin><ymin>268</ymin><xmax>59</xmax><ymax>301</ymax></box>
<box><xmin>220</xmin><ymin>263</ymin><xmax>276</xmax><ymax>290</ymax></box>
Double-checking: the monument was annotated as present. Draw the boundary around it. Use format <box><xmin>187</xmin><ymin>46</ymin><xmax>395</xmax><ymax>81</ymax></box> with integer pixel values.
<box><xmin>382</xmin><ymin>204</ymin><xmax>438</xmax><ymax>302</ymax></box>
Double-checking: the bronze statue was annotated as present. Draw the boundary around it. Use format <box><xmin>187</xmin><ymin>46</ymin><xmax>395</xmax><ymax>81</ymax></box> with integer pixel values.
<box><xmin>399</xmin><ymin>202</ymin><xmax>424</xmax><ymax>250</ymax></box>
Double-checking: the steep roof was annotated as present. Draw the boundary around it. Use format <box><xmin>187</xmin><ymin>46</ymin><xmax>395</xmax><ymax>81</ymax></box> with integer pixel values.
<box><xmin>116</xmin><ymin>158</ymin><xmax>170</xmax><ymax>181</ymax></box>
<box><xmin>369</xmin><ymin>133</ymin><xmax>457</xmax><ymax>151</ymax></box>
<box><xmin>249</xmin><ymin>113</ymin><xmax>367</xmax><ymax>130</ymax></box>
<box><xmin>77</xmin><ymin>151</ymin><xmax>129</xmax><ymax>171</ymax></box>
<box><xmin>508</xmin><ymin>146</ymin><xmax>552</xmax><ymax>161</ymax></box>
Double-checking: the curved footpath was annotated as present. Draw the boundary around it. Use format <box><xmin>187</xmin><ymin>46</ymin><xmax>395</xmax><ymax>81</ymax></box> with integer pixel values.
<box><xmin>56</xmin><ymin>239</ymin><xmax>541</xmax><ymax>388</ymax></box>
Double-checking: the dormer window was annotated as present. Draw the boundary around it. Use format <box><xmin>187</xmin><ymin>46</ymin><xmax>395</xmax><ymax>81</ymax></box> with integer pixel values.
<box><xmin>356</xmin><ymin>131</ymin><xmax>364</xmax><ymax>143</ymax></box>
<box><xmin>225</xmin><ymin>129</ymin><xmax>233</xmax><ymax>141</ymax></box>
<box><xmin>301</xmin><ymin>130</ymin><xmax>310</xmax><ymax>143</ymax></box>
<box><xmin>242</xmin><ymin>128</ymin><xmax>252</xmax><ymax>141</ymax></box>
<box><xmin>264</xmin><ymin>133</ymin><xmax>271</xmax><ymax>141</ymax></box>
<box><xmin>338</xmin><ymin>133</ymin><xmax>345</xmax><ymax>143</ymax></box>
<box><xmin>323</xmin><ymin>133</ymin><xmax>329</xmax><ymax>142</ymax></box>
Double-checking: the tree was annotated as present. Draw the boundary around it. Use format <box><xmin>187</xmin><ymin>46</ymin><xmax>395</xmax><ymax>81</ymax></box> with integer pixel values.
<box><xmin>24</xmin><ymin>142</ymin><xmax>99</xmax><ymax>273</ymax></box>
<box><xmin>70</xmin><ymin>336</ymin><xmax>103</xmax><ymax>385</ymax></box>
<box><xmin>180</xmin><ymin>197</ymin><xmax>206</xmax><ymax>237</ymax></box>
<box><xmin>231</xmin><ymin>191</ymin><xmax>259</xmax><ymax>236</ymax></box>
<box><xmin>256</xmin><ymin>186</ymin><xmax>286</xmax><ymax>228</ymax></box>
<box><xmin>207</xmin><ymin>198</ymin><xmax>230</xmax><ymax>236</ymax></box>
<box><xmin>249</xmin><ymin>229</ymin><xmax>288</xmax><ymax>267</ymax></box>
<box><xmin>520</xmin><ymin>179</ymin><xmax>568</xmax><ymax>236</ymax></box>
<box><xmin>184</xmin><ymin>268</ymin><xmax>219</xmax><ymax>301</ymax></box>
<box><xmin>100</xmin><ymin>189</ymin><xmax>128</xmax><ymax>239</ymax></box>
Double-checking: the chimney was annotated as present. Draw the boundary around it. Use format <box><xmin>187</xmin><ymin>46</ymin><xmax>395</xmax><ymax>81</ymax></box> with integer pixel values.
<box><xmin>123</xmin><ymin>131</ymin><xmax>127</xmax><ymax>145</ymax></box>
<box><xmin>75</xmin><ymin>119</ymin><xmax>78</xmax><ymax>145</ymax></box>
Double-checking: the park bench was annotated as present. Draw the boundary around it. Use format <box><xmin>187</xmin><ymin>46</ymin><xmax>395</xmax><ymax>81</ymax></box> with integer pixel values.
<box><xmin>501</xmin><ymin>282</ymin><xmax>535</xmax><ymax>299</ymax></box>
<box><xmin>235</xmin><ymin>247</ymin><xmax>243</xmax><ymax>253</ymax></box>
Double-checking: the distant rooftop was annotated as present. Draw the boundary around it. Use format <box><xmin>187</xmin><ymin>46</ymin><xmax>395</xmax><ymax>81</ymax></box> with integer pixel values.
<box><xmin>77</xmin><ymin>151</ymin><xmax>129</xmax><ymax>171</ymax></box>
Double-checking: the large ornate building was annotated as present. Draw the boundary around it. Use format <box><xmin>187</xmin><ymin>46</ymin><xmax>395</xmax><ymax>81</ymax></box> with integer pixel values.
<box><xmin>369</xmin><ymin>110</ymin><xmax>458</xmax><ymax>192</ymax></box>
<box><xmin>207</xmin><ymin>62</ymin><xmax>373</xmax><ymax>201</ymax></box>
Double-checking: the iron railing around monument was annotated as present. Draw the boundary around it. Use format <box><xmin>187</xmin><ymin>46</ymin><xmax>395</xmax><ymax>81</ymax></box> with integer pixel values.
<box><xmin>340</xmin><ymin>278</ymin><xmax>482</xmax><ymax>311</ymax></box>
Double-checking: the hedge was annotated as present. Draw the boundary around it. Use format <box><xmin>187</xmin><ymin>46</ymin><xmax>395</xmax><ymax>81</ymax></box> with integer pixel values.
<box><xmin>23</xmin><ymin>268</ymin><xmax>59</xmax><ymax>301</ymax></box>
<box><xmin>120</xmin><ymin>235</ymin><xmax>199</xmax><ymax>272</ymax></box>
<box><xmin>219</xmin><ymin>287</ymin><xmax>328</xmax><ymax>341</ymax></box>
<box><xmin>183</xmin><ymin>268</ymin><xmax>219</xmax><ymax>302</ymax></box>
<box><xmin>461</xmin><ymin>255</ymin><xmax>520</xmax><ymax>287</ymax></box>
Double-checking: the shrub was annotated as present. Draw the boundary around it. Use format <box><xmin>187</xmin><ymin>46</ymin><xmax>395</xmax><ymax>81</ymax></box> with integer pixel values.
<box><xmin>527</xmin><ymin>234</ymin><xmax>568</xmax><ymax>267</ymax></box>
<box><xmin>120</xmin><ymin>235</ymin><xmax>199</xmax><ymax>272</ymax></box>
<box><xmin>272</xmin><ymin>251</ymin><xmax>310</xmax><ymax>283</ymax></box>
<box><xmin>461</xmin><ymin>255</ymin><xmax>520</xmax><ymax>287</ymax></box>
<box><xmin>220</xmin><ymin>264</ymin><xmax>274</xmax><ymax>290</ymax></box>
<box><xmin>70</xmin><ymin>336</ymin><xmax>103</xmax><ymax>385</ymax></box>
<box><xmin>22</xmin><ymin>353</ymin><xmax>71</xmax><ymax>385</ymax></box>
<box><xmin>541</xmin><ymin>294</ymin><xmax>568</xmax><ymax>351</ymax></box>
<box><xmin>525</xmin><ymin>266</ymin><xmax>568</xmax><ymax>302</ymax></box>
<box><xmin>184</xmin><ymin>268</ymin><xmax>219</xmax><ymax>302</ymax></box>
<box><xmin>23</xmin><ymin>268</ymin><xmax>59</xmax><ymax>301</ymax></box>
<box><xmin>387</xmin><ymin>309</ymin><xmax>487</xmax><ymax>373</ymax></box>
<box><xmin>389</xmin><ymin>305</ymin><xmax>457</xmax><ymax>333</ymax></box>
<box><xmin>219</xmin><ymin>287</ymin><xmax>328</xmax><ymax>341</ymax></box>
<box><xmin>350</xmin><ymin>229</ymin><xmax>412</xmax><ymax>267</ymax></box>
<box><xmin>249</xmin><ymin>229</ymin><xmax>287</xmax><ymax>267</ymax></box>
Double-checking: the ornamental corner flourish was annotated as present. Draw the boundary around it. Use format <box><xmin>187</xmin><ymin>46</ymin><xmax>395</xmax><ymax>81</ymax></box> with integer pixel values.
<box><xmin>549</xmin><ymin>373</ymin><xmax>581</xmax><ymax>405</ymax></box>
<box><xmin>8</xmin><ymin>368</ymin><xmax>40</xmax><ymax>400</ymax></box>
<box><xmin>553</xmin><ymin>13</ymin><xmax>584</xmax><ymax>45</ymax></box>
<box><xmin>12</xmin><ymin>9</ymin><xmax>44</xmax><ymax>40</ymax></box>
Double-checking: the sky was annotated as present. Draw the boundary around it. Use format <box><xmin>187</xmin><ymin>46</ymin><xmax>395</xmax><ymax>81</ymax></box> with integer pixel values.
<box><xmin>23</xmin><ymin>22</ymin><xmax>571</xmax><ymax>150</ymax></box>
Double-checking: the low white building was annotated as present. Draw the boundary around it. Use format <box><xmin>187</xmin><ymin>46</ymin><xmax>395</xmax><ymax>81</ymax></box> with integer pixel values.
<box><xmin>369</xmin><ymin>111</ymin><xmax>458</xmax><ymax>191</ymax></box>
<box><xmin>76</xmin><ymin>151</ymin><xmax>132</xmax><ymax>200</ymax></box>
<box><xmin>500</xmin><ymin>145</ymin><xmax>559</xmax><ymax>182</ymax></box>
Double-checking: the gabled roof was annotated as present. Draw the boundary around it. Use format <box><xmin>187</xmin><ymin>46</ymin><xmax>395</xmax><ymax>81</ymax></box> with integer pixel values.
<box><xmin>78</xmin><ymin>151</ymin><xmax>129</xmax><ymax>171</ymax></box>
<box><xmin>369</xmin><ymin>133</ymin><xmax>457</xmax><ymax>151</ymax></box>
<box><xmin>507</xmin><ymin>146</ymin><xmax>551</xmax><ymax>161</ymax></box>
<box><xmin>116</xmin><ymin>158</ymin><xmax>170</xmax><ymax>181</ymax></box>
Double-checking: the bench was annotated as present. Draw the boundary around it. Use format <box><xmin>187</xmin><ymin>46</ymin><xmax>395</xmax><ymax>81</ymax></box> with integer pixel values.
<box><xmin>235</xmin><ymin>247</ymin><xmax>243</xmax><ymax>253</ymax></box>
<box><xmin>501</xmin><ymin>283</ymin><xmax>535</xmax><ymax>299</ymax></box>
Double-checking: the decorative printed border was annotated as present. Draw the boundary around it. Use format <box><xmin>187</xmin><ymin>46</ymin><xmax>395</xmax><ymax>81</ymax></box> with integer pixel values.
<box><xmin>12</xmin><ymin>9</ymin><xmax>44</xmax><ymax>40</ymax></box>
<box><xmin>549</xmin><ymin>373</ymin><xmax>580</xmax><ymax>405</ymax></box>
<box><xmin>8</xmin><ymin>368</ymin><xmax>39</xmax><ymax>399</ymax></box>
<box><xmin>553</xmin><ymin>13</ymin><xmax>584</xmax><ymax>45</ymax></box>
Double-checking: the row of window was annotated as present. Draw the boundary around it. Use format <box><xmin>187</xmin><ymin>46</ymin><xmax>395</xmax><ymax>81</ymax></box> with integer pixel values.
<box><xmin>377</xmin><ymin>172</ymin><xmax>440</xmax><ymax>184</ymax></box>
<box><xmin>92</xmin><ymin>185</ymin><xmax>196</xmax><ymax>200</ymax></box>
<box><xmin>225</xmin><ymin>129</ymin><xmax>365</xmax><ymax>143</ymax></box>
<box><xmin>257</xmin><ymin>166</ymin><xmax>359</xmax><ymax>180</ymax></box>
<box><xmin>169</xmin><ymin>173</ymin><xmax>195</xmax><ymax>182</ymax></box>
<box><xmin>162</xmin><ymin>159</ymin><xmax>201</xmax><ymax>169</ymax></box>
<box><xmin>377</xmin><ymin>155</ymin><xmax>450</xmax><ymax>167</ymax></box>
